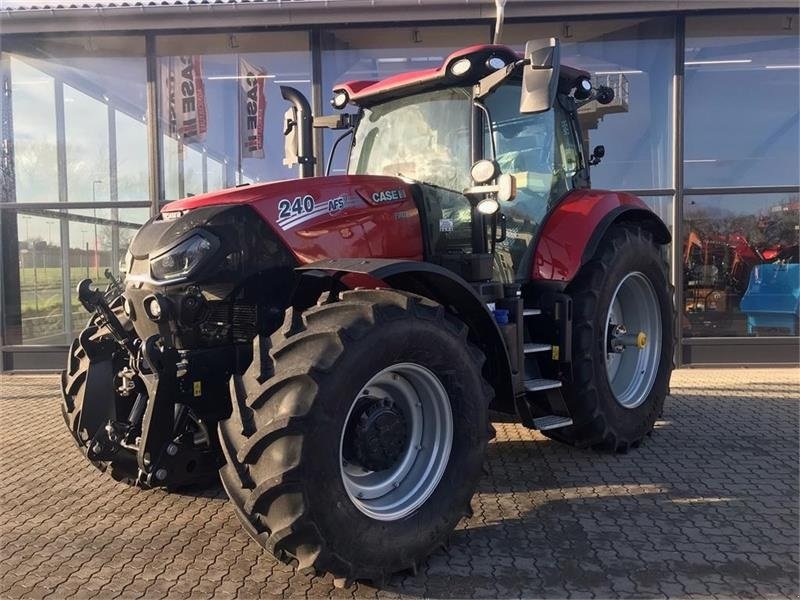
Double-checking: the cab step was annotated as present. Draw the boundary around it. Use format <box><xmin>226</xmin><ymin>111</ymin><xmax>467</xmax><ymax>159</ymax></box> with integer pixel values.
<box><xmin>523</xmin><ymin>342</ymin><xmax>552</xmax><ymax>354</ymax></box>
<box><xmin>532</xmin><ymin>415</ymin><xmax>573</xmax><ymax>431</ymax></box>
<box><xmin>523</xmin><ymin>378</ymin><xmax>562</xmax><ymax>392</ymax></box>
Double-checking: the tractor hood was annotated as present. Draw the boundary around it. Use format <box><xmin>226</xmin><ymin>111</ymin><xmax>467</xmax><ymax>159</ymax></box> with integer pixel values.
<box><xmin>165</xmin><ymin>175</ymin><xmax>408</xmax><ymax>214</ymax></box>
<box><xmin>161</xmin><ymin>174</ymin><xmax>424</xmax><ymax>265</ymax></box>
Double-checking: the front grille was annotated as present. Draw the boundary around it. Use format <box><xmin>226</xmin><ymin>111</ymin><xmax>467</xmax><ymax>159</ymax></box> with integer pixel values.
<box><xmin>202</xmin><ymin>302</ymin><xmax>258</xmax><ymax>344</ymax></box>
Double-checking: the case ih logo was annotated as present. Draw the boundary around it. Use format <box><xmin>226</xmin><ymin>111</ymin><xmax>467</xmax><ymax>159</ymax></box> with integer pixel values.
<box><xmin>371</xmin><ymin>189</ymin><xmax>406</xmax><ymax>204</ymax></box>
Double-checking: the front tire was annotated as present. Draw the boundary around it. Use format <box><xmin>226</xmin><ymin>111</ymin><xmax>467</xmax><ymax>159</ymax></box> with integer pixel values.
<box><xmin>547</xmin><ymin>224</ymin><xmax>674</xmax><ymax>451</ymax></box>
<box><xmin>218</xmin><ymin>289</ymin><xmax>493</xmax><ymax>582</ymax></box>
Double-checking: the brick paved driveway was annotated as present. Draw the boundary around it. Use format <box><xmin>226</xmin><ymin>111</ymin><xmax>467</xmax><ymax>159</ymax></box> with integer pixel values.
<box><xmin>1</xmin><ymin>368</ymin><xmax>798</xmax><ymax>599</ymax></box>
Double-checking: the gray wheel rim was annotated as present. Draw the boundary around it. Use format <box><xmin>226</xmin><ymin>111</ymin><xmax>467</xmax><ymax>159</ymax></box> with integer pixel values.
<box><xmin>339</xmin><ymin>362</ymin><xmax>453</xmax><ymax>521</ymax></box>
<box><xmin>604</xmin><ymin>272</ymin><xmax>662</xmax><ymax>409</ymax></box>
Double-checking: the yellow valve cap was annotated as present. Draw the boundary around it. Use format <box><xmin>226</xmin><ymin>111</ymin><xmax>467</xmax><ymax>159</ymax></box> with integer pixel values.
<box><xmin>636</xmin><ymin>331</ymin><xmax>647</xmax><ymax>349</ymax></box>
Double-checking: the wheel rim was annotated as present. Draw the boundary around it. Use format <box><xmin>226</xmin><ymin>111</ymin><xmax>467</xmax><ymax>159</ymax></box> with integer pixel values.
<box><xmin>339</xmin><ymin>362</ymin><xmax>453</xmax><ymax>521</ymax></box>
<box><xmin>604</xmin><ymin>272</ymin><xmax>662</xmax><ymax>409</ymax></box>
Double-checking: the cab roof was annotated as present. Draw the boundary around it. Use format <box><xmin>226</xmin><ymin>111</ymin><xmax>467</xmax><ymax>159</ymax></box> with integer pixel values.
<box><xmin>333</xmin><ymin>43</ymin><xmax>589</xmax><ymax>107</ymax></box>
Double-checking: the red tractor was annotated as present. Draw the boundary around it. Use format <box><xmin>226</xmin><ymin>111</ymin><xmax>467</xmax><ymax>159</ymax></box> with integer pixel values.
<box><xmin>61</xmin><ymin>38</ymin><xmax>673</xmax><ymax>585</ymax></box>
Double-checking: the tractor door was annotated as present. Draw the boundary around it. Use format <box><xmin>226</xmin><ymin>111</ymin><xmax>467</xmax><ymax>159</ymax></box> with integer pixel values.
<box><xmin>482</xmin><ymin>83</ymin><xmax>584</xmax><ymax>282</ymax></box>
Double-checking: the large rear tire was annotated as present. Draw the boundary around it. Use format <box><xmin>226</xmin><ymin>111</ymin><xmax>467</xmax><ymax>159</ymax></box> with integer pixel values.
<box><xmin>545</xmin><ymin>224</ymin><xmax>674</xmax><ymax>452</ymax></box>
<box><xmin>218</xmin><ymin>289</ymin><xmax>493</xmax><ymax>583</ymax></box>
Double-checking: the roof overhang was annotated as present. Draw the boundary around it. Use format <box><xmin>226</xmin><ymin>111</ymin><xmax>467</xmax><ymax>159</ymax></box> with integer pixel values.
<box><xmin>1</xmin><ymin>1</ymin><xmax>796</xmax><ymax>36</ymax></box>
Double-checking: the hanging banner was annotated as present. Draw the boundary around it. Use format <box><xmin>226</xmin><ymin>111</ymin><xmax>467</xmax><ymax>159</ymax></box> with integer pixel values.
<box><xmin>238</xmin><ymin>57</ymin><xmax>267</xmax><ymax>159</ymax></box>
<box><xmin>161</xmin><ymin>56</ymin><xmax>207</xmax><ymax>143</ymax></box>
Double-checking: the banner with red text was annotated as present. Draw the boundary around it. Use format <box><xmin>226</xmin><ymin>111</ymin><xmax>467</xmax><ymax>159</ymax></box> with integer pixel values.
<box><xmin>161</xmin><ymin>55</ymin><xmax>207</xmax><ymax>144</ymax></box>
<box><xmin>238</xmin><ymin>57</ymin><xmax>267</xmax><ymax>160</ymax></box>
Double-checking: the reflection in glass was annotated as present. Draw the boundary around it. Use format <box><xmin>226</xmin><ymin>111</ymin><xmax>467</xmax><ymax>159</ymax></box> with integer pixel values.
<box><xmin>683</xmin><ymin>193</ymin><xmax>799</xmax><ymax>338</ymax></box>
<box><xmin>642</xmin><ymin>196</ymin><xmax>673</xmax><ymax>232</ymax></box>
<box><xmin>7</xmin><ymin>37</ymin><xmax>148</xmax><ymax>204</ymax></box>
<box><xmin>9</xmin><ymin>57</ymin><xmax>59</xmax><ymax>203</ymax></box>
<box><xmin>156</xmin><ymin>32</ymin><xmax>312</xmax><ymax>202</ymax></box>
<box><xmin>16</xmin><ymin>213</ymin><xmax>63</xmax><ymax>344</ymax></box>
<box><xmin>65</xmin><ymin>85</ymin><xmax>110</xmax><ymax>203</ymax></box>
<box><xmin>207</xmin><ymin>157</ymin><xmax>225</xmax><ymax>192</ymax></box>
<box><xmin>684</xmin><ymin>14</ymin><xmax>800</xmax><ymax>187</ymax></box>
<box><xmin>505</xmin><ymin>18</ymin><xmax>674</xmax><ymax>190</ymax></box>
<box><xmin>9</xmin><ymin>209</ymin><xmax>148</xmax><ymax>345</ymax></box>
<box><xmin>116</xmin><ymin>111</ymin><xmax>149</xmax><ymax>202</ymax></box>
<box><xmin>184</xmin><ymin>146</ymin><xmax>205</xmax><ymax>197</ymax></box>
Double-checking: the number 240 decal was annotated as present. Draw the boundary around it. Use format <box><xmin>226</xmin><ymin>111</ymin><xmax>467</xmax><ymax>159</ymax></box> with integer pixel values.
<box><xmin>278</xmin><ymin>195</ymin><xmax>315</xmax><ymax>221</ymax></box>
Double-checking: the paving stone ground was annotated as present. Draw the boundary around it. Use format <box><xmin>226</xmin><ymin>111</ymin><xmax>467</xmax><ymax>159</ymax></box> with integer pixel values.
<box><xmin>0</xmin><ymin>368</ymin><xmax>798</xmax><ymax>599</ymax></box>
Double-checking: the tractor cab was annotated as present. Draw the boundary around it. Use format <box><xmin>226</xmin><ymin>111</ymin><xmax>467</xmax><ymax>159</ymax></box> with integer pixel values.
<box><xmin>287</xmin><ymin>39</ymin><xmax>615</xmax><ymax>283</ymax></box>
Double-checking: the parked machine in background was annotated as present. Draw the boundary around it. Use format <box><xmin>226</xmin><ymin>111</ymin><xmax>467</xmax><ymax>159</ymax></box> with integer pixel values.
<box><xmin>684</xmin><ymin>200</ymin><xmax>799</xmax><ymax>337</ymax></box>
<box><xmin>60</xmin><ymin>37</ymin><xmax>674</xmax><ymax>585</ymax></box>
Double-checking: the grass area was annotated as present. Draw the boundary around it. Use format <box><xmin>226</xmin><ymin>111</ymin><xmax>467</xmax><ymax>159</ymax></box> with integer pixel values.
<box><xmin>16</xmin><ymin>266</ymin><xmax>113</xmax><ymax>342</ymax></box>
<box><xmin>19</xmin><ymin>266</ymin><xmax>113</xmax><ymax>291</ymax></box>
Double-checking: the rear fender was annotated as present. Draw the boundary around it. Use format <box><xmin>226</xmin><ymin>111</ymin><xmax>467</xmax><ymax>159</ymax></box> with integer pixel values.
<box><xmin>532</xmin><ymin>190</ymin><xmax>671</xmax><ymax>283</ymax></box>
<box><xmin>294</xmin><ymin>258</ymin><xmax>515</xmax><ymax>414</ymax></box>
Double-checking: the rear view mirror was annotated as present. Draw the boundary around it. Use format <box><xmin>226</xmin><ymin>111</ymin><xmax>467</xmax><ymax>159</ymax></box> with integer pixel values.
<box><xmin>589</xmin><ymin>145</ymin><xmax>605</xmax><ymax>166</ymax></box>
<box><xmin>520</xmin><ymin>38</ymin><xmax>561</xmax><ymax>114</ymax></box>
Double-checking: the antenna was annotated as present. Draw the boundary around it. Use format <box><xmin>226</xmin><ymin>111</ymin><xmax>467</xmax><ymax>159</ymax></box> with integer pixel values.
<box><xmin>493</xmin><ymin>0</ymin><xmax>507</xmax><ymax>44</ymax></box>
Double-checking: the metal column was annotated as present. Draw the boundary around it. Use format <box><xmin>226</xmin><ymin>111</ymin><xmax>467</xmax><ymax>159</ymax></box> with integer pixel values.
<box><xmin>55</xmin><ymin>80</ymin><xmax>72</xmax><ymax>341</ymax></box>
<box><xmin>145</xmin><ymin>34</ymin><xmax>163</xmax><ymax>216</ymax></box>
<box><xmin>671</xmin><ymin>16</ymin><xmax>685</xmax><ymax>367</ymax></box>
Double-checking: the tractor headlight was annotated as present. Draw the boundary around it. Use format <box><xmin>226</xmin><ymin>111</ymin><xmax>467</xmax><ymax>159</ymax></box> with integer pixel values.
<box><xmin>477</xmin><ymin>198</ymin><xmax>500</xmax><ymax>215</ymax></box>
<box><xmin>331</xmin><ymin>91</ymin><xmax>349</xmax><ymax>109</ymax></box>
<box><xmin>575</xmin><ymin>76</ymin><xmax>593</xmax><ymax>100</ymax></box>
<box><xmin>150</xmin><ymin>234</ymin><xmax>216</xmax><ymax>282</ymax></box>
<box><xmin>486</xmin><ymin>56</ymin><xmax>506</xmax><ymax>70</ymax></box>
<box><xmin>449</xmin><ymin>58</ymin><xmax>472</xmax><ymax>76</ymax></box>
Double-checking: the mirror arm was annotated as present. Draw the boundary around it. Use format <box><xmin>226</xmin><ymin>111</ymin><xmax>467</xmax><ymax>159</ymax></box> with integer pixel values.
<box><xmin>463</xmin><ymin>186</ymin><xmax>500</xmax><ymax>198</ymax></box>
<box><xmin>474</xmin><ymin>59</ymin><xmax>527</xmax><ymax>100</ymax></box>
<box><xmin>312</xmin><ymin>113</ymin><xmax>360</xmax><ymax>130</ymax></box>
<box><xmin>473</xmin><ymin>101</ymin><xmax>497</xmax><ymax>162</ymax></box>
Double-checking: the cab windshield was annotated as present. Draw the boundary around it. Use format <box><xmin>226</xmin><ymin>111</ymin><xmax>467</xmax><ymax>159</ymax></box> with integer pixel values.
<box><xmin>349</xmin><ymin>88</ymin><xmax>472</xmax><ymax>192</ymax></box>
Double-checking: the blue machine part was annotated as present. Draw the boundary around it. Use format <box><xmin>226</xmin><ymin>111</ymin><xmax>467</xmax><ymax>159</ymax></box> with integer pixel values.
<box><xmin>493</xmin><ymin>308</ymin><xmax>510</xmax><ymax>325</ymax></box>
<box><xmin>739</xmin><ymin>263</ymin><xmax>800</xmax><ymax>335</ymax></box>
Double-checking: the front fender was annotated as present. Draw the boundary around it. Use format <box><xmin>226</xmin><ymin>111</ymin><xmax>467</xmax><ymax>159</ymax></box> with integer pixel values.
<box><xmin>531</xmin><ymin>189</ymin><xmax>671</xmax><ymax>283</ymax></box>
<box><xmin>295</xmin><ymin>258</ymin><xmax>515</xmax><ymax>414</ymax></box>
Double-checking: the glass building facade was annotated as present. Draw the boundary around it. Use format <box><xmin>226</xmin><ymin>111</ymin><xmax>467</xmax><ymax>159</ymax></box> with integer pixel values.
<box><xmin>1</xmin><ymin>8</ymin><xmax>798</xmax><ymax>369</ymax></box>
